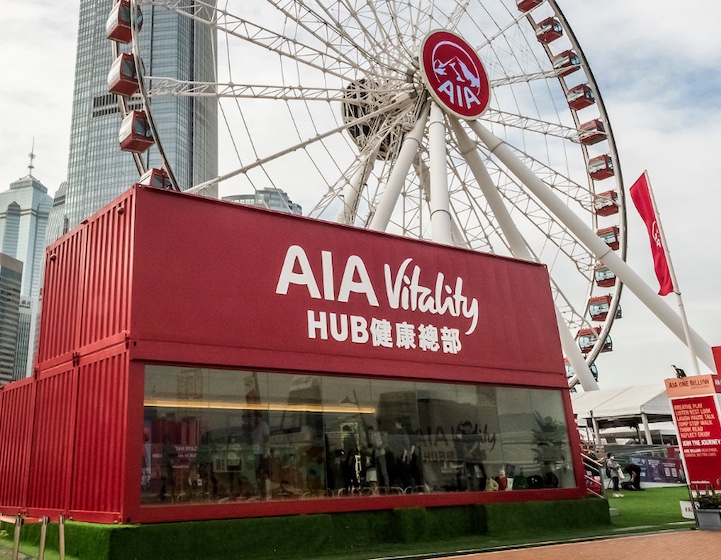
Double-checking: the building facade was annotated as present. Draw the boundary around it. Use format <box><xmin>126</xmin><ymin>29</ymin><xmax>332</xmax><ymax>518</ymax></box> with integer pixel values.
<box><xmin>223</xmin><ymin>188</ymin><xmax>303</xmax><ymax>215</ymax></box>
<box><xmin>48</xmin><ymin>0</ymin><xmax>218</xmax><ymax>242</ymax></box>
<box><xmin>0</xmin><ymin>253</ymin><xmax>22</xmax><ymax>385</ymax></box>
<box><xmin>0</xmin><ymin>187</ymin><xmax>587</xmax><ymax>524</ymax></box>
<box><xmin>0</xmin><ymin>174</ymin><xmax>52</xmax><ymax>380</ymax></box>
<box><xmin>0</xmin><ymin>175</ymin><xmax>52</xmax><ymax>299</ymax></box>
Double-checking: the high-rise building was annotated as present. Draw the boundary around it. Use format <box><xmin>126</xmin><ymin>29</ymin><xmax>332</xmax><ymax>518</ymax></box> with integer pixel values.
<box><xmin>0</xmin><ymin>168</ymin><xmax>53</xmax><ymax>379</ymax></box>
<box><xmin>0</xmin><ymin>174</ymin><xmax>53</xmax><ymax>299</ymax></box>
<box><xmin>0</xmin><ymin>253</ymin><xmax>22</xmax><ymax>385</ymax></box>
<box><xmin>223</xmin><ymin>188</ymin><xmax>303</xmax><ymax>215</ymax></box>
<box><xmin>48</xmin><ymin>1</ymin><xmax>218</xmax><ymax>242</ymax></box>
<box><xmin>14</xmin><ymin>298</ymin><xmax>36</xmax><ymax>381</ymax></box>
<box><xmin>0</xmin><ymin>171</ymin><xmax>52</xmax><ymax>381</ymax></box>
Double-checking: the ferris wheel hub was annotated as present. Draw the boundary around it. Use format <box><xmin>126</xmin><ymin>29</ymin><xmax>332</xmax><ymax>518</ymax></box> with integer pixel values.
<box><xmin>341</xmin><ymin>78</ymin><xmax>421</xmax><ymax>160</ymax></box>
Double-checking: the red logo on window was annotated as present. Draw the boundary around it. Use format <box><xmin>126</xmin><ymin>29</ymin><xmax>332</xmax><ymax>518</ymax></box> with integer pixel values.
<box><xmin>420</xmin><ymin>31</ymin><xmax>490</xmax><ymax>119</ymax></box>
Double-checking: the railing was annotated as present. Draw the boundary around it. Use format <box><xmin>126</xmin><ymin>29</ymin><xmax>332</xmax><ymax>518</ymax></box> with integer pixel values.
<box><xmin>581</xmin><ymin>452</ymin><xmax>606</xmax><ymax>498</ymax></box>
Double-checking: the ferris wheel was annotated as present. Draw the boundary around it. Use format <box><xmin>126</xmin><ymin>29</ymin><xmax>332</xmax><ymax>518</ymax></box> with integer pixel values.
<box><xmin>106</xmin><ymin>0</ymin><xmax>633</xmax><ymax>390</ymax></box>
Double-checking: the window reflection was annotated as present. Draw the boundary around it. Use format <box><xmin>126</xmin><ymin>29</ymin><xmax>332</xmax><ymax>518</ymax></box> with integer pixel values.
<box><xmin>142</xmin><ymin>366</ymin><xmax>575</xmax><ymax>504</ymax></box>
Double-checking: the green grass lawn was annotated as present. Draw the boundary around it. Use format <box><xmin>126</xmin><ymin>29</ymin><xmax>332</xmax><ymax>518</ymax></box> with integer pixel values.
<box><xmin>322</xmin><ymin>487</ymin><xmax>697</xmax><ymax>560</ymax></box>
<box><xmin>1</xmin><ymin>487</ymin><xmax>696</xmax><ymax>560</ymax></box>
<box><xmin>605</xmin><ymin>485</ymin><xmax>694</xmax><ymax>530</ymax></box>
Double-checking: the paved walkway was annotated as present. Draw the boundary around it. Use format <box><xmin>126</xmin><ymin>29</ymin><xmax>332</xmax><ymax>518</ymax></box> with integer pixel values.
<box><xmin>2</xmin><ymin>528</ymin><xmax>719</xmax><ymax>559</ymax></box>
<box><xmin>441</xmin><ymin>530</ymin><xmax>721</xmax><ymax>559</ymax></box>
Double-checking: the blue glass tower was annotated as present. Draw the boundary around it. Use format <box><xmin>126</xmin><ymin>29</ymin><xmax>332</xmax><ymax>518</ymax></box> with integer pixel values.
<box><xmin>48</xmin><ymin>0</ymin><xmax>218</xmax><ymax>242</ymax></box>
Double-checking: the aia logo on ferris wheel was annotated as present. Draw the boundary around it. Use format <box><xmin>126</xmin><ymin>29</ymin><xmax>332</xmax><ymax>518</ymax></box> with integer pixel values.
<box><xmin>420</xmin><ymin>30</ymin><xmax>491</xmax><ymax>119</ymax></box>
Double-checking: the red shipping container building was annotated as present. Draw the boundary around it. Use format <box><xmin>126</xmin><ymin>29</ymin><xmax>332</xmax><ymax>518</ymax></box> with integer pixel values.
<box><xmin>0</xmin><ymin>186</ymin><xmax>586</xmax><ymax>524</ymax></box>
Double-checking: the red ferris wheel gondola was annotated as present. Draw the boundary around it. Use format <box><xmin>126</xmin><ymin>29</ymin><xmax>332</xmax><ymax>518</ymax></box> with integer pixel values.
<box><xmin>108</xmin><ymin>53</ymin><xmax>139</xmax><ymax>97</ymax></box>
<box><xmin>119</xmin><ymin>111</ymin><xmax>154</xmax><ymax>153</ymax></box>
<box><xmin>567</xmin><ymin>84</ymin><xmax>595</xmax><ymax>111</ymax></box>
<box><xmin>597</xmin><ymin>226</ymin><xmax>620</xmax><ymax>251</ymax></box>
<box><xmin>106</xmin><ymin>0</ymin><xmax>144</xmax><ymax>44</ymax></box>
<box><xmin>552</xmin><ymin>50</ymin><xmax>580</xmax><ymax>76</ymax></box>
<box><xmin>587</xmin><ymin>295</ymin><xmax>622</xmax><ymax>322</ymax></box>
<box><xmin>594</xmin><ymin>264</ymin><xmax>617</xmax><ymax>288</ymax></box>
<box><xmin>517</xmin><ymin>0</ymin><xmax>544</xmax><ymax>12</ymax></box>
<box><xmin>588</xmin><ymin>154</ymin><xmax>614</xmax><ymax>180</ymax></box>
<box><xmin>593</xmin><ymin>190</ymin><xmax>619</xmax><ymax>217</ymax></box>
<box><xmin>137</xmin><ymin>168</ymin><xmax>173</xmax><ymax>189</ymax></box>
<box><xmin>577</xmin><ymin>328</ymin><xmax>612</xmax><ymax>354</ymax></box>
<box><xmin>535</xmin><ymin>17</ymin><xmax>563</xmax><ymax>44</ymax></box>
<box><xmin>578</xmin><ymin>119</ymin><xmax>606</xmax><ymax>145</ymax></box>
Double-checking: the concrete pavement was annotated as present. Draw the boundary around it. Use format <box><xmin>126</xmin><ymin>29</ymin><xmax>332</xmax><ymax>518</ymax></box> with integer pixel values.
<box><xmin>440</xmin><ymin>529</ymin><xmax>721</xmax><ymax>559</ymax></box>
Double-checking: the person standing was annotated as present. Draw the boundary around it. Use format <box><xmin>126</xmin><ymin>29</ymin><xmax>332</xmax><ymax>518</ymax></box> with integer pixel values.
<box><xmin>605</xmin><ymin>452</ymin><xmax>623</xmax><ymax>497</ymax></box>
<box><xmin>226</xmin><ymin>432</ymin><xmax>242</xmax><ymax>499</ymax></box>
<box><xmin>159</xmin><ymin>436</ymin><xmax>178</xmax><ymax>501</ymax></box>
<box><xmin>389</xmin><ymin>418</ymin><xmax>414</xmax><ymax>489</ymax></box>
<box><xmin>369</xmin><ymin>425</ymin><xmax>389</xmax><ymax>492</ymax></box>
<box><xmin>251</xmin><ymin>412</ymin><xmax>271</xmax><ymax>499</ymax></box>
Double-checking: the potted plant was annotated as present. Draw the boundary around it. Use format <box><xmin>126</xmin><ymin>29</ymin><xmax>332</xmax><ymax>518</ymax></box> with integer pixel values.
<box><xmin>694</xmin><ymin>493</ymin><xmax>721</xmax><ymax>530</ymax></box>
<box><xmin>531</xmin><ymin>412</ymin><xmax>567</xmax><ymax>487</ymax></box>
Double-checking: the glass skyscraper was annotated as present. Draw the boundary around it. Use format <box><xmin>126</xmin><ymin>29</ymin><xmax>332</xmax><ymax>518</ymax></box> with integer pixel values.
<box><xmin>0</xmin><ymin>175</ymin><xmax>52</xmax><ymax>299</ymax></box>
<box><xmin>0</xmin><ymin>253</ymin><xmax>22</xmax><ymax>385</ymax></box>
<box><xmin>0</xmin><ymin>173</ymin><xmax>52</xmax><ymax>381</ymax></box>
<box><xmin>48</xmin><ymin>0</ymin><xmax>218</xmax><ymax>242</ymax></box>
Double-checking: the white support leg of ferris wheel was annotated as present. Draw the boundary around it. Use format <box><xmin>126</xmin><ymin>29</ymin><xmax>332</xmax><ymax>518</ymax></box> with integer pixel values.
<box><xmin>428</xmin><ymin>102</ymin><xmax>453</xmax><ymax>245</ymax></box>
<box><xmin>470</xmin><ymin>120</ymin><xmax>717</xmax><ymax>373</ymax></box>
<box><xmin>337</xmin><ymin>145</ymin><xmax>379</xmax><ymax>225</ymax></box>
<box><xmin>449</xmin><ymin>118</ymin><xmax>600</xmax><ymax>391</ymax></box>
<box><xmin>369</xmin><ymin>106</ymin><xmax>430</xmax><ymax>232</ymax></box>
<box><xmin>413</xmin><ymin>157</ymin><xmax>469</xmax><ymax>248</ymax></box>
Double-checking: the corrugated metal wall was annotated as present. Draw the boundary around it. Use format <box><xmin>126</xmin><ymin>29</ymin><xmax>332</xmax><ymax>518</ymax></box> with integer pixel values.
<box><xmin>27</xmin><ymin>368</ymin><xmax>76</xmax><ymax>510</ymax></box>
<box><xmin>1</xmin><ymin>190</ymin><xmax>136</xmax><ymax>520</ymax></box>
<box><xmin>37</xmin><ymin>192</ymin><xmax>134</xmax><ymax>369</ymax></box>
<box><xmin>0</xmin><ymin>380</ymin><xmax>35</xmax><ymax>509</ymax></box>
<box><xmin>70</xmin><ymin>350</ymin><xmax>128</xmax><ymax>515</ymax></box>
<box><xmin>79</xmin><ymin>197</ymin><xmax>134</xmax><ymax>350</ymax></box>
<box><xmin>36</xmin><ymin>229</ymin><xmax>85</xmax><ymax>368</ymax></box>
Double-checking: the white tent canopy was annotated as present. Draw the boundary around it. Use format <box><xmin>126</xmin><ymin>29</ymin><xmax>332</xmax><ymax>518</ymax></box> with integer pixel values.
<box><xmin>572</xmin><ymin>385</ymin><xmax>673</xmax><ymax>444</ymax></box>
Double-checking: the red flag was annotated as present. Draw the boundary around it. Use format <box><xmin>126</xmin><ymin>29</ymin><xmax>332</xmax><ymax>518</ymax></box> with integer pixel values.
<box><xmin>629</xmin><ymin>172</ymin><xmax>674</xmax><ymax>296</ymax></box>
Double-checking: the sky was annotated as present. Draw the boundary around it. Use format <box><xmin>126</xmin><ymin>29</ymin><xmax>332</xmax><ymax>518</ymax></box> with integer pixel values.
<box><xmin>1</xmin><ymin>1</ymin><xmax>720</xmax><ymax>392</ymax></box>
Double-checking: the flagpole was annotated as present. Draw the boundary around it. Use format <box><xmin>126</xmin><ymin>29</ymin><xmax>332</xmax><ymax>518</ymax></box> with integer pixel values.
<box><xmin>643</xmin><ymin>171</ymin><xmax>701</xmax><ymax>374</ymax></box>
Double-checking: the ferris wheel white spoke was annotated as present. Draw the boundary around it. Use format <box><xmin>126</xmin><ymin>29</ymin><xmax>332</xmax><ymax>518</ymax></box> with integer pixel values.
<box><xmin>483</xmin><ymin>109</ymin><xmax>584</xmax><ymax>143</ymax></box>
<box><xmin>449</xmin><ymin>116</ymin><xmax>598</xmax><ymax>390</ymax></box>
<box><xmin>487</xmin><ymin>170</ymin><xmax>604</xmax><ymax>314</ymax></box>
<box><xmin>381</xmin><ymin>0</ymin><xmax>424</xmax><ymax>60</ymax></box>
<box><xmin>489</xmin><ymin>69</ymin><xmax>575</xmax><ymax>88</ymax></box>
<box><xmin>298</xmin><ymin>0</ymin><xmax>407</xmax><ymax>71</ymax></box>
<box><xmin>446</xmin><ymin>0</ymin><xmax>472</xmax><ymax>30</ymax></box>
<box><xmin>187</xmin><ymin>93</ymin><xmax>416</xmax><ymax>194</ymax></box>
<box><xmin>369</xmin><ymin>104</ymin><xmax>430</xmax><ymax>232</ymax></box>
<box><xmin>145</xmin><ymin>79</ymin><xmax>396</xmax><ymax>102</ymax></box>
<box><xmin>270</xmin><ymin>0</ymin><xmax>404</xmax><ymax>73</ymax></box>
<box><xmin>496</xmin><ymin>158</ymin><xmax>592</xmax><ymax>209</ymax></box>
<box><xmin>450</xmin><ymin>118</ymin><xmax>527</xmax><ymax>255</ymax></box>
<box><xmin>143</xmin><ymin>0</ymin><xmax>355</xmax><ymax>80</ymax></box>
<box><xmin>471</xmin><ymin>119</ymin><xmax>716</xmax><ymax>372</ymax></box>
<box><xmin>475</xmin><ymin>158</ymin><xmax>596</xmax><ymax>275</ymax></box>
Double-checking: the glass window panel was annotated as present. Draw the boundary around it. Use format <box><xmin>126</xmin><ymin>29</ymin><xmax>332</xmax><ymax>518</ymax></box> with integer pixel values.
<box><xmin>142</xmin><ymin>366</ymin><xmax>575</xmax><ymax>505</ymax></box>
